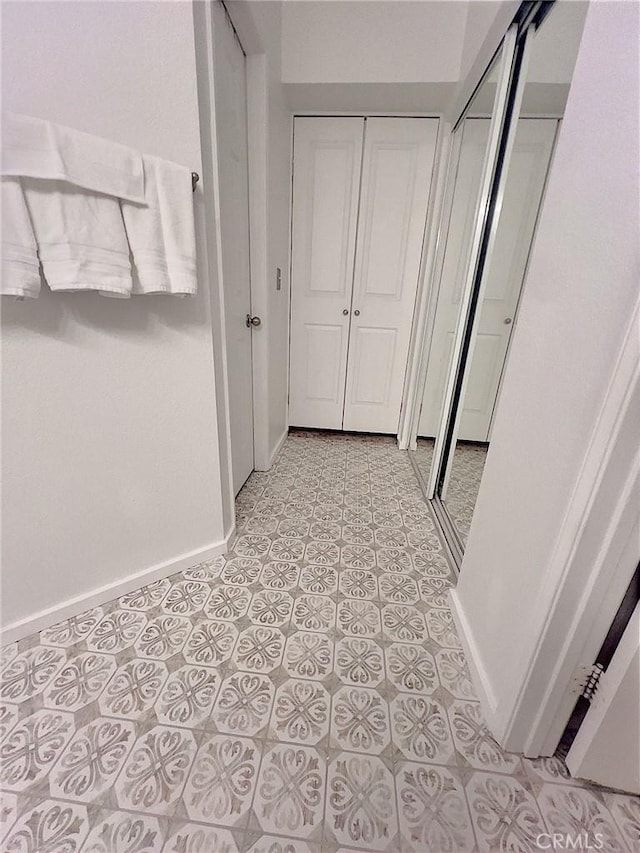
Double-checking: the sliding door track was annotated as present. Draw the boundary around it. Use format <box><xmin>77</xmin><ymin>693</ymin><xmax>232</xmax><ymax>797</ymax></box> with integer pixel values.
<box><xmin>430</xmin><ymin>496</ymin><xmax>464</xmax><ymax>570</ymax></box>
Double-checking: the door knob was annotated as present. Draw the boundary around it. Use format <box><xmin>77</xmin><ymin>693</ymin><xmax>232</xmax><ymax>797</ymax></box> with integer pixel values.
<box><xmin>354</xmin><ymin>309</ymin><xmax>360</xmax><ymax>316</ymax></box>
<box><xmin>246</xmin><ymin>314</ymin><xmax>261</xmax><ymax>328</ymax></box>
<box><xmin>342</xmin><ymin>309</ymin><xmax>349</xmax><ymax>315</ymax></box>
<box><xmin>504</xmin><ymin>317</ymin><xmax>512</xmax><ymax>325</ymax></box>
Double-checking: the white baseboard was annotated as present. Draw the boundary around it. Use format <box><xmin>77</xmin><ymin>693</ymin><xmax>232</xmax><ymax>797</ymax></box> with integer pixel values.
<box><xmin>449</xmin><ymin>588</ymin><xmax>500</xmax><ymax>729</ymax></box>
<box><xmin>268</xmin><ymin>428</ymin><xmax>289</xmax><ymax>468</ymax></box>
<box><xmin>1</xmin><ymin>528</ymin><xmax>236</xmax><ymax>645</ymax></box>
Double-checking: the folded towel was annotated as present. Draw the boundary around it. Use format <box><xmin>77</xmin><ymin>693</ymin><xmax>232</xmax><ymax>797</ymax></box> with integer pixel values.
<box><xmin>22</xmin><ymin>177</ymin><xmax>133</xmax><ymax>297</ymax></box>
<box><xmin>1</xmin><ymin>112</ymin><xmax>145</xmax><ymax>203</ymax></box>
<box><xmin>1</xmin><ymin>177</ymin><xmax>42</xmax><ymax>299</ymax></box>
<box><xmin>121</xmin><ymin>155</ymin><xmax>197</xmax><ymax>296</ymax></box>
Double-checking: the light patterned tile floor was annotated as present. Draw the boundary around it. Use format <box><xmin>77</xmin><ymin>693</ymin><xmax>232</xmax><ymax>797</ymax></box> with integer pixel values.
<box><xmin>412</xmin><ymin>439</ymin><xmax>488</xmax><ymax>545</ymax></box>
<box><xmin>1</xmin><ymin>431</ymin><xmax>638</xmax><ymax>852</ymax></box>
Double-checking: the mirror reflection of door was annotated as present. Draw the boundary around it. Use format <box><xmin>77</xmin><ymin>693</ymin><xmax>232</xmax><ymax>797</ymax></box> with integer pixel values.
<box><xmin>443</xmin><ymin>118</ymin><xmax>558</xmax><ymax>543</ymax></box>
<box><xmin>411</xmin><ymin>44</ymin><xmax>505</xmax><ymax>494</ymax></box>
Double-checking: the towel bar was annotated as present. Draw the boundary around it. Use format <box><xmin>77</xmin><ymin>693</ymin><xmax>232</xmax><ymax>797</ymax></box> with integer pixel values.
<box><xmin>191</xmin><ymin>171</ymin><xmax>199</xmax><ymax>192</ymax></box>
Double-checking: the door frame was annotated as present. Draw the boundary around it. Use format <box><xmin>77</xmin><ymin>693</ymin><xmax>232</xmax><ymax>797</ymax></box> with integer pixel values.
<box><xmin>192</xmin><ymin>0</ymin><xmax>237</xmax><ymax>537</ymax></box>
<box><xmin>510</xmin><ymin>297</ymin><xmax>640</xmax><ymax>756</ymax></box>
<box><xmin>194</xmin><ymin>0</ymin><xmax>291</xmax><ymax>516</ymax></box>
<box><xmin>220</xmin><ymin>1</ymin><xmax>280</xmax><ymax>474</ymax></box>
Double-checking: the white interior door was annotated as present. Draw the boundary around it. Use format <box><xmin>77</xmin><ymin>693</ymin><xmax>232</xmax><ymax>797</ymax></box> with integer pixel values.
<box><xmin>212</xmin><ymin>1</ymin><xmax>254</xmax><ymax>494</ymax></box>
<box><xmin>343</xmin><ymin>117</ymin><xmax>438</xmax><ymax>433</ymax></box>
<box><xmin>289</xmin><ymin>117</ymin><xmax>364</xmax><ymax>430</ymax></box>
<box><xmin>566</xmin><ymin>603</ymin><xmax>640</xmax><ymax>794</ymax></box>
<box><xmin>419</xmin><ymin>118</ymin><xmax>557</xmax><ymax>440</ymax></box>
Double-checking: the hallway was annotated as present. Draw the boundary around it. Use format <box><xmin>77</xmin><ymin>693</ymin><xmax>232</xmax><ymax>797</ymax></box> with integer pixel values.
<box><xmin>0</xmin><ymin>432</ymin><xmax>637</xmax><ymax>852</ymax></box>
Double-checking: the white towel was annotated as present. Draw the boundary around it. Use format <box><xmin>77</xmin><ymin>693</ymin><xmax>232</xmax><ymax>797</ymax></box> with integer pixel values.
<box><xmin>121</xmin><ymin>155</ymin><xmax>197</xmax><ymax>296</ymax></box>
<box><xmin>1</xmin><ymin>177</ymin><xmax>42</xmax><ymax>299</ymax></box>
<box><xmin>22</xmin><ymin>178</ymin><xmax>133</xmax><ymax>297</ymax></box>
<box><xmin>1</xmin><ymin>112</ymin><xmax>145</xmax><ymax>203</ymax></box>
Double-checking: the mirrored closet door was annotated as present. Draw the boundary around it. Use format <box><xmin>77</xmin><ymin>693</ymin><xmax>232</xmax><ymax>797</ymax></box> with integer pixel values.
<box><xmin>409</xmin><ymin>1</ymin><xmax>588</xmax><ymax>560</ymax></box>
<box><xmin>413</xmin><ymin>41</ymin><xmax>510</xmax><ymax>495</ymax></box>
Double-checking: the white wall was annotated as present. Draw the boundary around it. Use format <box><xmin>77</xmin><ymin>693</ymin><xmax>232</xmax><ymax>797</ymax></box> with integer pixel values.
<box><xmin>1</xmin><ymin>2</ymin><xmax>228</xmax><ymax>638</ymax></box>
<box><xmin>281</xmin><ymin>0</ymin><xmax>469</xmax><ymax>112</ymax></box>
<box><xmin>460</xmin><ymin>1</ymin><xmax>508</xmax><ymax>82</ymax></box>
<box><xmin>282</xmin><ymin>1</ymin><xmax>466</xmax><ymax>84</ymax></box>
<box><xmin>455</xmin><ymin>0</ymin><xmax>640</xmax><ymax>746</ymax></box>
<box><xmin>526</xmin><ymin>1</ymin><xmax>588</xmax><ymax>85</ymax></box>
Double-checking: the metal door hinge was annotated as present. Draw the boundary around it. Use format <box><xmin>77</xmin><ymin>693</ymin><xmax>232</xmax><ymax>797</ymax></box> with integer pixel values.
<box><xmin>573</xmin><ymin>662</ymin><xmax>605</xmax><ymax>703</ymax></box>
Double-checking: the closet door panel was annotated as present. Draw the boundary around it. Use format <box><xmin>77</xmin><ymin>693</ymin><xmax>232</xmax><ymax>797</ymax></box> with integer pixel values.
<box><xmin>343</xmin><ymin>117</ymin><xmax>439</xmax><ymax>433</ymax></box>
<box><xmin>305</xmin><ymin>324</ymin><xmax>346</xmax><ymax>402</ymax></box>
<box><xmin>349</xmin><ymin>326</ymin><xmax>397</xmax><ymax>405</ymax></box>
<box><xmin>289</xmin><ymin>117</ymin><xmax>364</xmax><ymax>429</ymax></box>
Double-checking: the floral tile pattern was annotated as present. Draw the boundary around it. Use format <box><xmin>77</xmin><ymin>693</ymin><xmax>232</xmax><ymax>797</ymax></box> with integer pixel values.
<box><xmin>115</xmin><ymin>724</ymin><xmax>197</xmax><ymax>816</ymax></box>
<box><xmin>0</xmin><ymin>645</ymin><xmax>66</xmax><ymax>704</ymax></box>
<box><xmin>449</xmin><ymin>700</ymin><xmax>521</xmax><ymax>773</ymax></box>
<box><xmin>537</xmin><ymin>784</ymin><xmax>630</xmax><ymax>852</ymax></box>
<box><xmin>396</xmin><ymin>761</ymin><xmax>476</xmax><ymax>852</ymax></box>
<box><xmin>390</xmin><ymin>694</ymin><xmax>454</xmax><ymax>764</ymax></box>
<box><xmin>154</xmin><ymin>665</ymin><xmax>219</xmax><ymax>728</ymax></box>
<box><xmin>86</xmin><ymin>610</ymin><xmax>147</xmax><ymax>654</ymax></box>
<box><xmin>0</xmin><ymin>789</ymin><xmax>18</xmax><ymax>840</ymax></box>
<box><xmin>466</xmin><ymin>771</ymin><xmax>547</xmax><ymax>852</ymax></box>
<box><xmin>253</xmin><ymin>744</ymin><xmax>325</xmax><ymax>837</ymax></box>
<box><xmin>98</xmin><ymin>658</ymin><xmax>168</xmax><ymax>720</ymax></box>
<box><xmin>183</xmin><ymin>734</ymin><xmax>260</xmax><ymax>827</ymax></box>
<box><xmin>3</xmin><ymin>799</ymin><xmax>89</xmax><ymax>852</ymax></box>
<box><xmin>331</xmin><ymin>685</ymin><xmax>390</xmax><ymax>754</ymax></box>
<box><xmin>605</xmin><ymin>792</ymin><xmax>640</xmax><ymax>851</ymax></box>
<box><xmin>335</xmin><ymin>637</ymin><xmax>384</xmax><ymax>687</ymax></box>
<box><xmin>270</xmin><ymin>679</ymin><xmax>330</xmax><ymax>745</ymax></box>
<box><xmin>164</xmin><ymin>822</ymin><xmax>240</xmax><ymax>853</ymax></box>
<box><xmin>1</xmin><ymin>709</ymin><xmax>75</xmax><ymax>792</ymax></box>
<box><xmin>82</xmin><ymin>812</ymin><xmax>162</xmax><ymax>852</ymax></box>
<box><xmin>1</xmin><ymin>431</ymin><xmax>638</xmax><ymax>853</ymax></box>
<box><xmin>435</xmin><ymin>648</ymin><xmax>475</xmax><ymax>699</ymax></box>
<box><xmin>0</xmin><ymin>703</ymin><xmax>18</xmax><ymax>742</ymax></box>
<box><xmin>386</xmin><ymin>643</ymin><xmax>438</xmax><ymax>694</ymax></box>
<box><xmin>42</xmin><ymin>652</ymin><xmax>117</xmax><ymax>712</ymax></box>
<box><xmin>211</xmin><ymin>672</ymin><xmax>275</xmax><ymax>736</ymax></box>
<box><xmin>40</xmin><ymin>607</ymin><xmax>104</xmax><ymax>648</ymax></box>
<box><xmin>326</xmin><ymin>752</ymin><xmax>399</xmax><ymax>850</ymax></box>
<box><xmin>49</xmin><ymin>717</ymin><xmax>136</xmax><ymax>803</ymax></box>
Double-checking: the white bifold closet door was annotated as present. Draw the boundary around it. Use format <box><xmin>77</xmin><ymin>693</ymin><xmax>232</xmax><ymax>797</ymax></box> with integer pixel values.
<box><xmin>289</xmin><ymin>118</ymin><xmax>364</xmax><ymax>430</ymax></box>
<box><xmin>289</xmin><ymin>116</ymin><xmax>438</xmax><ymax>433</ymax></box>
